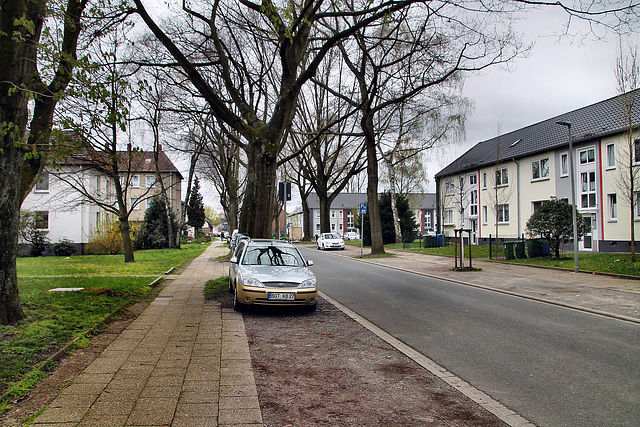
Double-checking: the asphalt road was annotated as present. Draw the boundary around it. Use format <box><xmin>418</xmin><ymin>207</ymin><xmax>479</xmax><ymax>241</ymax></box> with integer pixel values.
<box><xmin>300</xmin><ymin>247</ymin><xmax>640</xmax><ymax>427</ymax></box>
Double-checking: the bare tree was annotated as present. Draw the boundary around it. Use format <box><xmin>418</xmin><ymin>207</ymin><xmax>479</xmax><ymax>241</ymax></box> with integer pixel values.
<box><xmin>614</xmin><ymin>39</ymin><xmax>640</xmax><ymax>262</ymax></box>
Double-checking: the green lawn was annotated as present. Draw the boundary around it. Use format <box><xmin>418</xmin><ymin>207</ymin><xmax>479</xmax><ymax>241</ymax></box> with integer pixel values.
<box><xmin>1</xmin><ymin>243</ymin><xmax>209</xmax><ymax>407</ymax></box>
<box><xmin>17</xmin><ymin>243</ymin><xmax>209</xmax><ymax>276</ymax></box>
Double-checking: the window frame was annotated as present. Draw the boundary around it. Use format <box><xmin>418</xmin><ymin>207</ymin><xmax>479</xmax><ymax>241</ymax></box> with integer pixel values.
<box><xmin>560</xmin><ymin>153</ymin><xmax>569</xmax><ymax>177</ymax></box>
<box><xmin>608</xmin><ymin>193</ymin><xmax>617</xmax><ymax>221</ymax></box>
<box><xmin>34</xmin><ymin>171</ymin><xmax>50</xmax><ymax>192</ymax></box>
<box><xmin>497</xmin><ymin>204</ymin><xmax>509</xmax><ymax>224</ymax></box>
<box><xmin>495</xmin><ymin>167</ymin><xmax>509</xmax><ymax>187</ymax></box>
<box><xmin>146</xmin><ymin>175</ymin><xmax>156</xmax><ymax>188</ymax></box>
<box><xmin>531</xmin><ymin>158</ymin><xmax>550</xmax><ymax>181</ymax></box>
<box><xmin>130</xmin><ymin>175</ymin><xmax>140</xmax><ymax>188</ymax></box>
<box><xmin>482</xmin><ymin>205</ymin><xmax>488</xmax><ymax>225</ymax></box>
<box><xmin>606</xmin><ymin>143</ymin><xmax>616</xmax><ymax>169</ymax></box>
<box><xmin>443</xmin><ymin>208</ymin><xmax>454</xmax><ymax>225</ymax></box>
<box><xmin>35</xmin><ymin>211</ymin><xmax>49</xmax><ymax>230</ymax></box>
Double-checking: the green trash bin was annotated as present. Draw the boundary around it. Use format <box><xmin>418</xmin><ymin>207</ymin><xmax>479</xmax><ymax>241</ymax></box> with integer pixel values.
<box><xmin>503</xmin><ymin>242</ymin><xmax>515</xmax><ymax>260</ymax></box>
<box><xmin>527</xmin><ymin>239</ymin><xmax>542</xmax><ymax>258</ymax></box>
<box><xmin>423</xmin><ymin>236</ymin><xmax>437</xmax><ymax>248</ymax></box>
<box><xmin>515</xmin><ymin>241</ymin><xmax>526</xmax><ymax>258</ymax></box>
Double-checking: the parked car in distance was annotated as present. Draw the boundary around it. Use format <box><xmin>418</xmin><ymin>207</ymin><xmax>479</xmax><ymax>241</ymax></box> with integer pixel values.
<box><xmin>229</xmin><ymin>239</ymin><xmax>317</xmax><ymax>311</ymax></box>
<box><xmin>343</xmin><ymin>231</ymin><xmax>360</xmax><ymax>241</ymax></box>
<box><xmin>317</xmin><ymin>232</ymin><xmax>345</xmax><ymax>250</ymax></box>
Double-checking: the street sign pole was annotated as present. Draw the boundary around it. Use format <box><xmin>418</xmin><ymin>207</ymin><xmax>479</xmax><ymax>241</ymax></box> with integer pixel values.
<box><xmin>359</xmin><ymin>203</ymin><xmax>367</xmax><ymax>257</ymax></box>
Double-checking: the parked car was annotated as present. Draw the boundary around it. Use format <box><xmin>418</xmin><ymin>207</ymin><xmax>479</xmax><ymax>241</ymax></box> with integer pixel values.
<box><xmin>343</xmin><ymin>231</ymin><xmax>360</xmax><ymax>241</ymax></box>
<box><xmin>316</xmin><ymin>232</ymin><xmax>345</xmax><ymax>250</ymax></box>
<box><xmin>228</xmin><ymin>239</ymin><xmax>317</xmax><ymax>311</ymax></box>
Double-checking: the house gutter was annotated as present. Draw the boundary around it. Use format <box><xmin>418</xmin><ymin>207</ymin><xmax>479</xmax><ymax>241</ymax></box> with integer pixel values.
<box><xmin>512</xmin><ymin>158</ymin><xmax>521</xmax><ymax>237</ymax></box>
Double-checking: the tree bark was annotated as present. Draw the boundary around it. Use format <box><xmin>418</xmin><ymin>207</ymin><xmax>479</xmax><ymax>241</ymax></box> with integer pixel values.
<box><xmin>363</xmin><ymin>115</ymin><xmax>385</xmax><ymax>255</ymax></box>
<box><xmin>238</xmin><ymin>140</ymin><xmax>278</xmax><ymax>238</ymax></box>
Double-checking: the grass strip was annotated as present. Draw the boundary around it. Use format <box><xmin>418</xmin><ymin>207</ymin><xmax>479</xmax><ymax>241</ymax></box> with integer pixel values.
<box><xmin>204</xmin><ymin>277</ymin><xmax>230</xmax><ymax>300</ymax></box>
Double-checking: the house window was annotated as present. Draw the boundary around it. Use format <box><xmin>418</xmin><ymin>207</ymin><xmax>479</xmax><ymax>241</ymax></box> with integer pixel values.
<box><xmin>532</xmin><ymin>200</ymin><xmax>543</xmax><ymax>213</ymax></box>
<box><xmin>316</xmin><ymin>210</ymin><xmax>320</xmax><ymax>218</ymax></box>
<box><xmin>560</xmin><ymin>153</ymin><xmax>568</xmax><ymax>177</ymax></box>
<box><xmin>146</xmin><ymin>175</ymin><xmax>156</xmax><ymax>188</ymax></box>
<box><xmin>635</xmin><ymin>193</ymin><xmax>640</xmax><ymax>220</ymax></box>
<box><xmin>579</xmin><ymin>148</ymin><xmax>595</xmax><ymax>165</ymax></box>
<box><xmin>443</xmin><ymin>209</ymin><xmax>454</xmax><ymax>225</ymax></box>
<box><xmin>130</xmin><ymin>175</ymin><xmax>140</xmax><ymax>188</ymax></box>
<box><xmin>580</xmin><ymin>172</ymin><xmax>597</xmax><ymax>208</ymax></box>
<box><xmin>608</xmin><ymin>194</ymin><xmax>617</xmax><ymax>221</ymax></box>
<box><xmin>425</xmin><ymin>212</ymin><xmax>432</xmax><ymax>228</ymax></box>
<box><xmin>482</xmin><ymin>172</ymin><xmax>487</xmax><ymax>189</ymax></box>
<box><xmin>331</xmin><ymin>210</ymin><xmax>336</xmax><ymax>219</ymax></box>
<box><xmin>606</xmin><ymin>143</ymin><xmax>616</xmax><ymax>169</ymax></box>
<box><xmin>495</xmin><ymin>167</ymin><xmax>509</xmax><ymax>186</ymax></box>
<box><xmin>470</xmin><ymin>189</ymin><xmax>478</xmax><ymax>216</ymax></box>
<box><xmin>497</xmin><ymin>204</ymin><xmax>509</xmax><ymax>223</ymax></box>
<box><xmin>35</xmin><ymin>172</ymin><xmax>49</xmax><ymax>192</ymax></box>
<box><xmin>35</xmin><ymin>211</ymin><xmax>49</xmax><ymax>229</ymax></box>
<box><xmin>469</xmin><ymin>174</ymin><xmax>477</xmax><ymax>186</ymax></box>
<box><xmin>331</xmin><ymin>223</ymin><xmax>336</xmax><ymax>231</ymax></box>
<box><xmin>131</xmin><ymin>197</ymin><xmax>140</xmax><ymax>210</ymax></box>
<box><xmin>635</xmin><ymin>140</ymin><xmax>640</xmax><ymax>164</ymax></box>
<box><xmin>531</xmin><ymin>158</ymin><xmax>550</xmax><ymax>181</ymax></box>
<box><xmin>316</xmin><ymin>223</ymin><xmax>320</xmax><ymax>232</ymax></box>
<box><xmin>482</xmin><ymin>206</ymin><xmax>488</xmax><ymax>225</ymax></box>
<box><xmin>346</xmin><ymin>211</ymin><xmax>354</xmax><ymax>228</ymax></box>
<box><xmin>445</xmin><ymin>180</ymin><xmax>454</xmax><ymax>195</ymax></box>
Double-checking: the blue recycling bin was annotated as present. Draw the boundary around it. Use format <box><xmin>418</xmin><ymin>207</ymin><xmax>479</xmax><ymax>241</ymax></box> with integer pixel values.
<box><xmin>436</xmin><ymin>234</ymin><xmax>444</xmax><ymax>247</ymax></box>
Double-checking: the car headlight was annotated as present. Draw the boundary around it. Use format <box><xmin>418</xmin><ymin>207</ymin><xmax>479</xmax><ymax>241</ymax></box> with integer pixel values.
<box><xmin>244</xmin><ymin>277</ymin><xmax>264</xmax><ymax>287</ymax></box>
<box><xmin>298</xmin><ymin>278</ymin><xmax>317</xmax><ymax>288</ymax></box>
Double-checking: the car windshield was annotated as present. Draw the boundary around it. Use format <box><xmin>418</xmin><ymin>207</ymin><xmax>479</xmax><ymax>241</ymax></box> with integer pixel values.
<box><xmin>324</xmin><ymin>233</ymin><xmax>341</xmax><ymax>239</ymax></box>
<box><xmin>242</xmin><ymin>245</ymin><xmax>304</xmax><ymax>266</ymax></box>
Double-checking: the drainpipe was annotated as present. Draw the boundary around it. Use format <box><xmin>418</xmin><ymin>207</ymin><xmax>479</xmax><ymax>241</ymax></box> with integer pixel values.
<box><xmin>512</xmin><ymin>158</ymin><xmax>521</xmax><ymax>237</ymax></box>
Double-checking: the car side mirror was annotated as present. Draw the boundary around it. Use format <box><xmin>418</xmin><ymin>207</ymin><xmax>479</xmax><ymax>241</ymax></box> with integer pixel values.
<box><xmin>230</xmin><ymin>256</ymin><xmax>238</xmax><ymax>264</ymax></box>
<box><xmin>307</xmin><ymin>260</ymin><xmax>314</xmax><ymax>266</ymax></box>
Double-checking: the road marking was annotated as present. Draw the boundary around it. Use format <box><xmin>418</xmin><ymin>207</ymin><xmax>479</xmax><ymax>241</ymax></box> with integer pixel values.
<box><xmin>320</xmin><ymin>291</ymin><xmax>535</xmax><ymax>427</ymax></box>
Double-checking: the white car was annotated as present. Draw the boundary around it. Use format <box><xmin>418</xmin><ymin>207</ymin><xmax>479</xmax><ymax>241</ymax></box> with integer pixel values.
<box><xmin>343</xmin><ymin>231</ymin><xmax>360</xmax><ymax>241</ymax></box>
<box><xmin>316</xmin><ymin>232</ymin><xmax>345</xmax><ymax>250</ymax></box>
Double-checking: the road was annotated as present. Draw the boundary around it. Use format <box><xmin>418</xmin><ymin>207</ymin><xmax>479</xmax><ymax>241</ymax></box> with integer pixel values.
<box><xmin>300</xmin><ymin>247</ymin><xmax>640</xmax><ymax>427</ymax></box>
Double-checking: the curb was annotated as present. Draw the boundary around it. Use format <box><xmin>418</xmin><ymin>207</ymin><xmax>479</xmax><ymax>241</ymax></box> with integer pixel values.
<box><xmin>330</xmin><ymin>249</ymin><xmax>640</xmax><ymax>325</ymax></box>
<box><xmin>320</xmin><ymin>292</ymin><xmax>534</xmax><ymax>427</ymax></box>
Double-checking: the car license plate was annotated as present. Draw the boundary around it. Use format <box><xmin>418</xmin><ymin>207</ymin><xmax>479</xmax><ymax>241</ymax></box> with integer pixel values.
<box><xmin>268</xmin><ymin>292</ymin><xmax>295</xmax><ymax>300</ymax></box>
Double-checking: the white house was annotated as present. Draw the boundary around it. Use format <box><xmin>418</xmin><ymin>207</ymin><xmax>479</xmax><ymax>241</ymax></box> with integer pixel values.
<box><xmin>21</xmin><ymin>147</ymin><xmax>182</xmax><ymax>253</ymax></box>
<box><xmin>435</xmin><ymin>89</ymin><xmax>640</xmax><ymax>253</ymax></box>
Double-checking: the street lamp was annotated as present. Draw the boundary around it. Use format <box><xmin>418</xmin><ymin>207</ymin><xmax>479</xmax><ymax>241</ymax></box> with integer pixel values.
<box><xmin>556</xmin><ymin>121</ymin><xmax>579</xmax><ymax>272</ymax></box>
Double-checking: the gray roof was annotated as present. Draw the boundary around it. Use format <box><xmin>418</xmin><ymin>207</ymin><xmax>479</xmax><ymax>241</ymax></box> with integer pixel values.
<box><xmin>435</xmin><ymin>89</ymin><xmax>640</xmax><ymax>179</ymax></box>
<box><xmin>307</xmin><ymin>192</ymin><xmax>435</xmax><ymax>210</ymax></box>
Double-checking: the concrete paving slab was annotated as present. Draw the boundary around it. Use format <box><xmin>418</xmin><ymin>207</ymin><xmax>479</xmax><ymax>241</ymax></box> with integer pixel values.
<box><xmin>32</xmin><ymin>242</ymin><xmax>263</xmax><ymax>426</ymax></box>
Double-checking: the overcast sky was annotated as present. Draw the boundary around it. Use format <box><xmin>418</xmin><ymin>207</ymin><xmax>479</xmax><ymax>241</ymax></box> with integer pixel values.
<box><xmin>187</xmin><ymin>4</ymin><xmax>635</xmax><ymax>209</ymax></box>
<box><xmin>426</xmin><ymin>6</ymin><xmax>632</xmax><ymax>190</ymax></box>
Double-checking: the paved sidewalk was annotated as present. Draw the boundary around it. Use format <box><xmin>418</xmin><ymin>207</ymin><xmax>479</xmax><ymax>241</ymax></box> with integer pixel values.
<box><xmin>332</xmin><ymin>244</ymin><xmax>640</xmax><ymax>322</ymax></box>
<box><xmin>33</xmin><ymin>242</ymin><xmax>263</xmax><ymax>427</ymax></box>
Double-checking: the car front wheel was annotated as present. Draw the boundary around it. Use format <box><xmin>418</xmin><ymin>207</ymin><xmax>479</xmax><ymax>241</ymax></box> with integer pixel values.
<box><xmin>233</xmin><ymin>286</ymin><xmax>245</xmax><ymax>311</ymax></box>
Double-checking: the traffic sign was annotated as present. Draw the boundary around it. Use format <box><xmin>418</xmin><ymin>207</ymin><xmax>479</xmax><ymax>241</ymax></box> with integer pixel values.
<box><xmin>359</xmin><ymin>203</ymin><xmax>367</xmax><ymax>214</ymax></box>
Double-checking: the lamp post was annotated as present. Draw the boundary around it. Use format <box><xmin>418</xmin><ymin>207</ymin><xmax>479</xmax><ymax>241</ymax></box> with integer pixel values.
<box><xmin>556</xmin><ymin>121</ymin><xmax>579</xmax><ymax>272</ymax></box>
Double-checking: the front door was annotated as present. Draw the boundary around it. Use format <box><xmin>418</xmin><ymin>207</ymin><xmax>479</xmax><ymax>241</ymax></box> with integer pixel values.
<box><xmin>579</xmin><ymin>214</ymin><xmax>597</xmax><ymax>251</ymax></box>
<box><xmin>470</xmin><ymin>219</ymin><xmax>477</xmax><ymax>245</ymax></box>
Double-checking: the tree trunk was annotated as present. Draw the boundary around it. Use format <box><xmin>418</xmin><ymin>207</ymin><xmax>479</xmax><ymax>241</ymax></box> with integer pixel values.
<box><xmin>238</xmin><ymin>140</ymin><xmax>278</xmax><ymax>238</ymax></box>
<box><xmin>363</xmin><ymin>115</ymin><xmax>385</xmax><ymax>255</ymax></box>
<box><xmin>301</xmin><ymin>196</ymin><xmax>311</xmax><ymax>241</ymax></box>
<box><xmin>119</xmin><ymin>216</ymin><xmax>135</xmax><ymax>263</ymax></box>
<box><xmin>0</xmin><ymin>147</ymin><xmax>26</xmax><ymax>324</ymax></box>
<box><xmin>319</xmin><ymin>197</ymin><xmax>331</xmax><ymax>234</ymax></box>
<box><xmin>385</xmin><ymin>157</ymin><xmax>403</xmax><ymax>244</ymax></box>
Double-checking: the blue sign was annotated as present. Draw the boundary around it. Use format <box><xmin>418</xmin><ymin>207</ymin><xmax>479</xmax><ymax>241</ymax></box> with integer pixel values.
<box><xmin>359</xmin><ymin>203</ymin><xmax>367</xmax><ymax>214</ymax></box>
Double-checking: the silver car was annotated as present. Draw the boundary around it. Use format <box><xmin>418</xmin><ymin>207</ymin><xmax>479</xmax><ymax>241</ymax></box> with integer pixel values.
<box><xmin>228</xmin><ymin>239</ymin><xmax>317</xmax><ymax>311</ymax></box>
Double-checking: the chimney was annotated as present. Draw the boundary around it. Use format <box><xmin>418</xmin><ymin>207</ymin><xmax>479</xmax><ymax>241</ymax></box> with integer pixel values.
<box><xmin>127</xmin><ymin>143</ymin><xmax>132</xmax><ymax>154</ymax></box>
<box><xmin>157</xmin><ymin>144</ymin><xmax>162</xmax><ymax>152</ymax></box>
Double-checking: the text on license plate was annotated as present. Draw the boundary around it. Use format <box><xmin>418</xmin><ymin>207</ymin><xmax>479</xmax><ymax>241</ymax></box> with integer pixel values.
<box><xmin>268</xmin><ymin>292</ymin><xmax>295</xmax><ymax>300</ymax></box>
